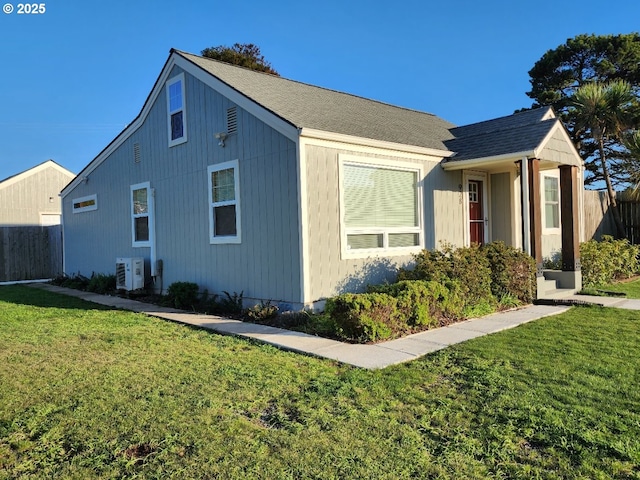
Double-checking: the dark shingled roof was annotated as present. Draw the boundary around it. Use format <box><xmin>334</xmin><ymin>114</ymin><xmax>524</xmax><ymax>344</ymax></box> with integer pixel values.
<box><xmin>178</xmin><ymin>51</ymin><xmax>456</xmax><ymax>151</ymax></box>
<box><xmin>177</xmin><ymin>51</ymin><xmax>563</xmax><ymax>162</ymax></box>
<box><xmin>445</xmin><ymin>107</ymin><xmax>558</xmax><ymax>161</ymax></box>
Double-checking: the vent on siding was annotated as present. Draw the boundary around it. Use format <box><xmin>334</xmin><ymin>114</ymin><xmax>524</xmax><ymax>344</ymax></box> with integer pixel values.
<box><xmin>133</xmin><ymin>143</ymin><xmax>141</xmax><ymax>163</ymax></box>
<box><xmin>226</xmin><ymin>107</ymin><xmax>237</xmax><ymax>135</ymax></box>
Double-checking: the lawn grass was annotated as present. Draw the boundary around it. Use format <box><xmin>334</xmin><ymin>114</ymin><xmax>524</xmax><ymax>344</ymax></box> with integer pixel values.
<box><xmin>600</xmin><ymin>278</ymin><xmax>640</xmax><ymax>298</ymax></box>
<box><xmin>1</xmin><ymin>285</ymin><xmax>640</xmax><ymax>479</ymax></box>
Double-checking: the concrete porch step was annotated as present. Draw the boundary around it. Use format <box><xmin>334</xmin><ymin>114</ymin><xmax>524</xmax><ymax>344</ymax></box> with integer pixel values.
<box><xmin>539</xmin><ymin>288</ymin><xmax>577</xmax><ymax>300</ymax></box>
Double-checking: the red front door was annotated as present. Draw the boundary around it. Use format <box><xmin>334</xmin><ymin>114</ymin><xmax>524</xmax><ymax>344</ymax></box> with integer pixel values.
<box><xmin>469</xmin><ymin>180</ymin><xmax>484</xmax><ymax>245</ymax></box>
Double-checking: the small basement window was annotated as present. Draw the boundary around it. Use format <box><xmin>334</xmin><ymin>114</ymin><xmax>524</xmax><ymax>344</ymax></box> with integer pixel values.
<box><xmin>72</xmin><ymin>194</ymin><xmax>97</xmax><ymax>213</ymax></box>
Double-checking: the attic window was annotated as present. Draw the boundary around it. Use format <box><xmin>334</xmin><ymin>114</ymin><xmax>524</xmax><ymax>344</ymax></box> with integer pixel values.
<box><xmin>134</xmin><ymin>143</ymin><xmax>141</xmax><ymax>163</ymax></box>
<box><xmin>227</xmin><ymin>107</ymin><xmax>237</xmax><ymax>135</ymax></box>
<box><xmin>166</xmin><ymin>73</ymin><xmax>187</xmax><ymax>147</ymax></box>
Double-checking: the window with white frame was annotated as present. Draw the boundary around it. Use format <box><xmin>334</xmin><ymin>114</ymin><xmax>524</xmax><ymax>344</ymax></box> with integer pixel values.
<box><xmin>341</xmin><ymin>157</ymin><xmax>421</xmax><ymax>255</ymax></box>
<box><xmin>166</xmin><ymin>73</ymin><xmax>187</xmax><ymax>147</ymax></box>
<box><xmin>208</xmin><ymin>160</ymin><xmax>241</xmax><ymax>244</ymax></box>
<box><xmin>72</xmin><ymin>194</ymin><xmax>97</xmax><ymax>213</ymax></box>
<box><xmin>131</xmin><ymin>182</ymin><xmax>151</xmax><ymax>247</ymax></box>
<box><xmin>543</xmin><ymin>175</ymin><xmax>560</xmax><ymax>230</ymax></box>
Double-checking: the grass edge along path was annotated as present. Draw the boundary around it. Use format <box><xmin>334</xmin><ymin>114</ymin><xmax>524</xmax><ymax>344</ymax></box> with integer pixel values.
<box><xmin>1</xmin><ymin>285</ymin><xmax>640</xmax><ymax>479</ymax></box>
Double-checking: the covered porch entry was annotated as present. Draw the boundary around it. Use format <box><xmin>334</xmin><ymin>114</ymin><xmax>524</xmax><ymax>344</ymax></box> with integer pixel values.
<box><xmin>443</xmin><ymin>107</ymin><xmax>584</xmax><ymax>299</ymax></box>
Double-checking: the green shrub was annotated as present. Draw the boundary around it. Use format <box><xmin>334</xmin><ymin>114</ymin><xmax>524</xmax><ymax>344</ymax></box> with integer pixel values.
<box><xmin>166</xmin><ymin>282</ymin><xmax>200</xmax><ymax>309</ymax></box>
<box><xmin>244</xmin><ymin>301</ymin><xmax>279</xmax><ymax>322</ymax></box>
<box><xmin>482</xmin><ymin>241</ymin><xmax>536</xmax><ymax>304</ymax></box>
<box><xmin>368</xmin><ymin>280</ymin><xmax>464</xmax><ymax>327</ymax></box>
<box><xmin>51</xmin><ymin>274</ymin><xmax>90</xmax><ymax>291</ymax></box>
<box><xmin>86</xmin><ymin>273</ymin><xmax>116</xmax><ymax>295</ymax></box>
<box><xmin>220</xmin><ymin>291</ymin><xmax>244</xmax><ymax>314</ymax></box>
<box><xmin>398</xmin><ymin>243</ymin><xmax>496</xmax><ymax>311</ymax></box>
<box><xmin>581</xmin><ymin>236</ymin><xmax>640</xmax><ymax>288</ymax></box>
<box><xmin>325</xmin><ymin>293</ymin><xmax>402</xmax><ymax>342</ymax></box>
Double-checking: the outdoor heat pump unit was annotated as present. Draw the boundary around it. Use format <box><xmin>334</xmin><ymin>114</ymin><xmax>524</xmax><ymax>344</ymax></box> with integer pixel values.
<box><xmin>115</xmin><ymin>257</ymin><xmax>145</xmax><ymax>291</ymax></box>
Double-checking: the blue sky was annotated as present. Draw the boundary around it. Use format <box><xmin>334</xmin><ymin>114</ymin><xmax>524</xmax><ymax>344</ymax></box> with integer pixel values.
<box><xmin>0</xmin><ymin>0</ymin><xmax>638</xmax><ymax>180</ymax></box>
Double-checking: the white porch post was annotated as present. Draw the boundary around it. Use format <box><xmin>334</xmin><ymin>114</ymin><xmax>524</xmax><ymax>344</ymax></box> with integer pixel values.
<box><xmin>520</xmin><ymin>157</ymin><xmax>531</xmax><ymax>255</ymax></box>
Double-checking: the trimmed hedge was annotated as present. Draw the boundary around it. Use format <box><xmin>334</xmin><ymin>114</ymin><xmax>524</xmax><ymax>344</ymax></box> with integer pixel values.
<box><xmin>325</xmin><ymin>292</ymin><xmax>402</xmax><ymax>342</ymax></box>
<box><xmin>483</xmin><ymin>241</ymin><xmax>536</xmax><ymax>304</ymax></box>
<box><xmin>326</xmin><ymin>242</ymin><xmax>538</xmax><ymax>343</ymax></box>
<box><xmin>326</xmin><ymin>280</ymin><xmax>464</xmax><ymax>343</ymax></box>
<box><xmin>581</xmin><ymin>236</ymin><xmax>640</xmax><ymax>288</ymax></box>
<box><xmin>368</xmin><ymin>280</ymin><xmax>464</xmax><ymax>328</ymax></box>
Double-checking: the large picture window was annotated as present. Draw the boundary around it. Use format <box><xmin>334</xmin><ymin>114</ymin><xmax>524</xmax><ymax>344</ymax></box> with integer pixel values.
<box><xmin>208</xmin><ymin>160</ymin><xmax>241</xmax><ymax>244</ymax></box>
<box><xmin>131</xmin><ymin>182</ymin><xmax>151</xmax><ymax>247</ymax></box>
<box><xmin>166</xmin><ymin>73</ymin><xmax>187</xmax><ymax>147</ymax></box>
<box><xmin>341</xmin><ymin>157</ymin><xmax>421</xmax><ymax>256</ymax></box>
<box><xmin>543</xmin><ymin>175</ymin><xmax>560</xmax><ymax>230</ymax></box>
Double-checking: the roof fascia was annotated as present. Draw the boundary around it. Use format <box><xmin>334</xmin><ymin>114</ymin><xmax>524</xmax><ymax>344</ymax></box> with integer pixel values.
<box><xmin>62</xmin><ymin>51</ymin><xmax>300</xmax><ymax>197</ymax></box>
<box><xmin>299</xmin><ymin>128</ymin><xmax>454</xmax><ymax>158</ymax></box>
<box><xmin>174</xmin><ymin>55</ymin><xmax>299</xmax><ymax>142</ymax></box>
<box><xmin>535</xmin><ymin>121</ymin><xmax>583</xmax><ymax>167</ymax></box>
<box><xmin>1</xmin><ymin>160</ymin><xmax>74</xmax><ymax>192</ymax></box>
<box><xmin>62</xmin><ymin>53</ymin><xmax>176</xmax><ymax>197</ymax></box>
<box><xmin>441</xmin><ymin>150</ymin><xmax>535</xmax><ymax>171</ymax></box>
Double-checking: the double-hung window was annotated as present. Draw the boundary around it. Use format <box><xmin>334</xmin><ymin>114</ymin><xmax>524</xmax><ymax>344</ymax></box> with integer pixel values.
<box><xmin>131</xmin><ymin>182</ymin><xmax>151</xmax><ymax>247</ymax></box>
<box><xmin>208</xmin><ymin>160</ymin><xmax>241</xmax><ymax>244</ymax></box>
<box><xmin>340</xmin><ymin>156</ymin><xmax>422</xmax><ymax>257</ymax></box>
<box><xmin>543</xmin><ymin>174</ymin><xmax>560</xmax><ymax>231</ymax></box>
<box><xmin>166</xmin><ymin>73</ymin><xmax>187</xmax><ymax>147</ymax></box>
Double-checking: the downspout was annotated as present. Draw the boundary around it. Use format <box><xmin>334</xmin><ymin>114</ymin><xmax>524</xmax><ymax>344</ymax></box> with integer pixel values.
<box><xmin>150</xmin><ymin>187</ymin><xmax>158</xmax><ymax>278</ymax></box>
<box><xmin>520</xmin><ymin>157</ymin><xmax>531</xmax><ymax>255</ymax></box>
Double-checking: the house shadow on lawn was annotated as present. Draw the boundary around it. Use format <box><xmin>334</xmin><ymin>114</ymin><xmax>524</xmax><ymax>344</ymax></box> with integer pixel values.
<box><xmin>0</xmin><ymin>284</ymin><xmax>112</xmax><ymax>311</ymax></box>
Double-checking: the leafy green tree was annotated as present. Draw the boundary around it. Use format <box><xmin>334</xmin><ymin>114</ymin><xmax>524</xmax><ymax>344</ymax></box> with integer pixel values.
<box><xmin>526</xmin><ymin>33</ymin><xmax>640</xmax><ymax>187</ymax></box>
<box><xmin>201</xmin><ymin>43</ymin><xmax>279</xmax><ymax>75</ymax></box>
<box><xmin>571</xmin><ymin>80</ymin><xmax>636</xmax><ymax>237</ymax></box>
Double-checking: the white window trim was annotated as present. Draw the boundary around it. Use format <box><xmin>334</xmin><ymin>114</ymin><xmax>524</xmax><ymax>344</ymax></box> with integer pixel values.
<box><xmin>72</xmin><ymin>194</ymin><xmax>97</xmax><ymax>213</ymax></box>
<box><xmin>208</xmin><ymin>160</ymin><xmax>241</xmax><ymax>244</ymax></box>
<box><xmin>131</xmin><ymin>182</ymin><xmax>152</xmax><ymax>248</ymax></box>
<box><xmin>541</xmin><ymin>172</ymin><xmax>561</xmax><ymax>234</ymax></box>
<box><xmin>166</xmin><ymin>73</ymin><xmax>187</xmax><ymax>147</ymax></box>
<box><xmin>338</xmin><ymin>154</ymin><xmax>423</xmax><ymax>259</ymax></box>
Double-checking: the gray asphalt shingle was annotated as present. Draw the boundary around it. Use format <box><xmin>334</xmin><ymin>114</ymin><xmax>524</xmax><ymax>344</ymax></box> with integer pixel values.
<box><xmin>178</xmin><ymin>51</ymin><xmax>561</xmax><ymax>162</ymax></box>
<box><xmin>178</xmin><ymin>51</ymin><xmax>456</xmax><ymax>151</ymax></box>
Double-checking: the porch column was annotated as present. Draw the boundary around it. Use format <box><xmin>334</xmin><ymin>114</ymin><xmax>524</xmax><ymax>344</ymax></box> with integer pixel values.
<box><xmin>528</xmin><ymin>158</ymin><xmax>543</xmax><ymax>274</ymax></box>
<box><xmin>559</xmin><ymin>165</ymin><xmax>580</xmax><ymax>271</ymax></box>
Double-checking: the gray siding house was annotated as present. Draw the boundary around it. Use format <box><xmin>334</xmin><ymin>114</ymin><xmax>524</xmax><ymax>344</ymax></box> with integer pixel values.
<box><xmin>1</xmin><ymin>160</ymin><xmax>75</xmax><ymax>226</ymax></box>
<box><xmin>61</xmin><ymin>49</ymin><xmax>584</xmax><ymax>309</ymax></box>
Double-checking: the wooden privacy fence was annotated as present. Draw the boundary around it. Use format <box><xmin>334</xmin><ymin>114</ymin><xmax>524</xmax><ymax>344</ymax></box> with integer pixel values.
<box><xmin>0</xmin><ymin>225</ymin><xmax>63</xmax><ymax>282</ymax></box>
<box><xmin>582</xmin><ymin>190</ymin><xmax>640</xmax><ymax>243</ymax></box>
<box><xmin>618</xmin><ymin>201</ymin><xmax>640</xmax><ymax>244</ymax></box>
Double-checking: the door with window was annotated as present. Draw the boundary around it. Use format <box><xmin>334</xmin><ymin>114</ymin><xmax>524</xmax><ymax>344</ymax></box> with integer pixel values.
<box><xmin>469</xmin><ymin>180</ymin><xmax>485</xmax><ymax>245</ymax></box>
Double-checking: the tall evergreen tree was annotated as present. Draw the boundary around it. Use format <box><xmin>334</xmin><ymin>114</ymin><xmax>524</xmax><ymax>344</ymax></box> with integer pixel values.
<box><xmin>201</xmin><ymin>43</ymin><xmax>279</xmax><ymax>76</ymax></box>
<box><xmin>526</xmin><ymin>33</ymin><xmax>640</xmax><ymax>187</ymax></box>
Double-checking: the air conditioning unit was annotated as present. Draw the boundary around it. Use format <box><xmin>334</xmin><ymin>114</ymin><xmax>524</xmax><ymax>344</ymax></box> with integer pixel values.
<box><xmin>115</xmin><ymin>257</ymin><xmax>145</xmax><ymax>291</ymax></box>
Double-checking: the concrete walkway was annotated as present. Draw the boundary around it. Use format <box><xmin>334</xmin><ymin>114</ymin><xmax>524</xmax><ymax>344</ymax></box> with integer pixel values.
<box><xmin>26</xmin><ymin>283</ymin><xmax>640</xmax><ymax>369</ymax></box>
